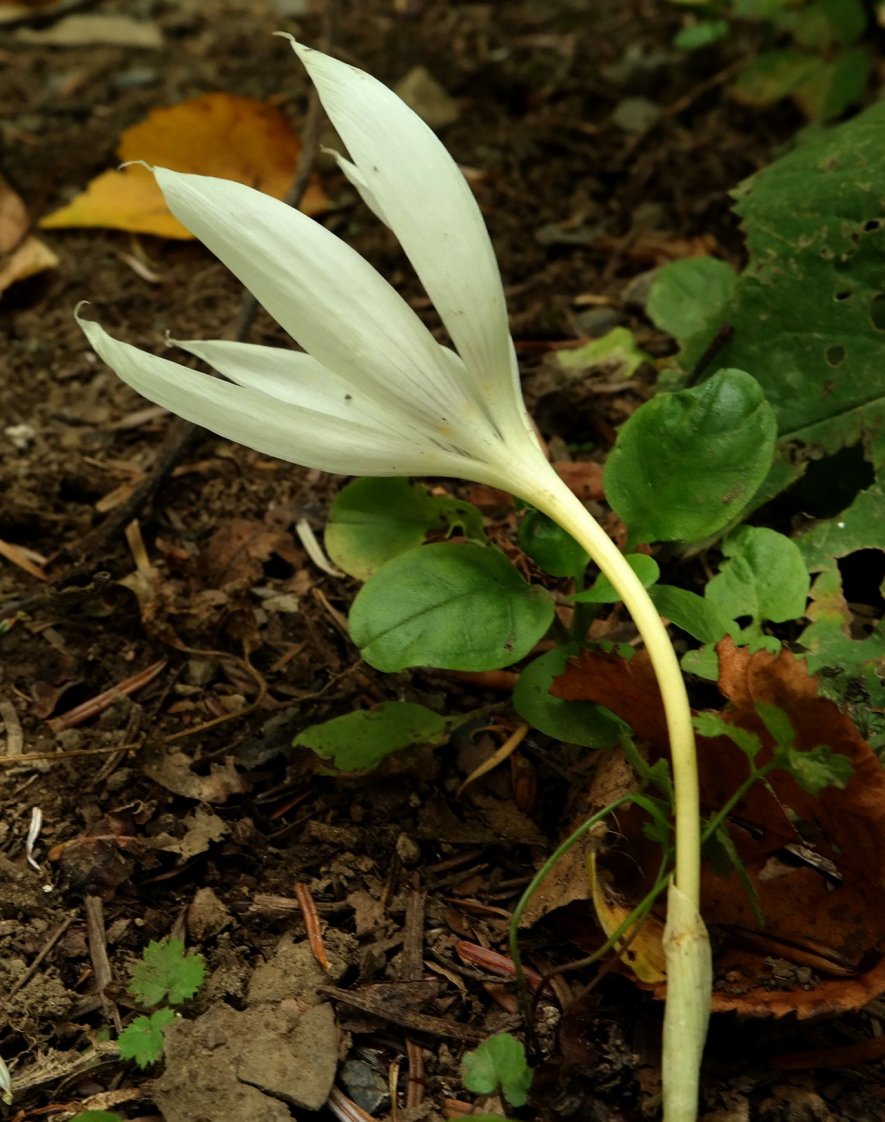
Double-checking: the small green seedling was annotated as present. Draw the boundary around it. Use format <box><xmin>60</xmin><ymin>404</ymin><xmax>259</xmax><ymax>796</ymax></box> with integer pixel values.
<box><xmin>462</xmin><ymin>1033</ymin><xmax>533</xmax><ymax>1108</ymax></box>
<box><xmin>70</xmin><ymin>1113</ymin><xmax>125</xmax><ymax>1122</ymax></box>
<box><xmin>117</xmin><ymin>939</ymin><xmax>205</xmax><ymax>1069</ymax></box>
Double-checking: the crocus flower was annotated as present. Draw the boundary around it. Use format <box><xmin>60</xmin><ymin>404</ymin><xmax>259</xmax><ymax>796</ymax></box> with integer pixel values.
<box><xmin>79</xmin><ymin>39</ymin><xmax>709</xmax><ymax>1122</ymax></box>
<box><xmin>77</xmin><ymin>37</ymin><xmax>553</xmax><ymax>497</ymax></box>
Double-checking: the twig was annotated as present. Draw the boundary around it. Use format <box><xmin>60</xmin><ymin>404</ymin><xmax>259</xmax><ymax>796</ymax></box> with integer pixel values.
<box><xmin>85</xmin><ymin>895</ymin><xmax>120</xmax><ymax>1032</ymax></box>
<box><xmin>295</xmin><ymin>881</ymin><xmax>330</xmax><ymax>971</ymax></box>
<box><xmin>47</xmin><ymin>659</ymin><xmax>167</xmax><ymax>733</ymax></box>
<box><xmin>9</xmin><ymin>915</ymin><xmax>75</xmax><ymax>996</ymax></box>
<box><xmin>317</xmin><ymin>984</ymin><xmax>485</xmax><ymax>1043</ymax></box>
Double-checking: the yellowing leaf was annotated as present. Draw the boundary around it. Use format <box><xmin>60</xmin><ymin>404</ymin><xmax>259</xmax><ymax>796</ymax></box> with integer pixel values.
<box><xmin>40</xmin><ymin>93</ymin><xmax>329</xmax><ymax>238</ymax></box>
<box><xmin>588</xmin><ymin>852</ymin><xmax>667</xmax><ymax>983</ymax></box>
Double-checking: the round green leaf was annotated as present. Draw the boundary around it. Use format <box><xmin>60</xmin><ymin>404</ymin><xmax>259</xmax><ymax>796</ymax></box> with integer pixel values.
<box><xmin>518</xmin><ymin>508</ymin><xmax>589</xmax><ymax>577</ymax></box>
<box><xmin>293</xmin><ymin>702</ymin><xmax>454</xmax><ymax>771</ymax></box>
<box><xmin>646</xmin><ymin>256</ymin><xmax>737</xmax><ymax>342</ymax></box>
<box><xmin>604</xmin><ymin>368</ymin><xmax>777</xmax><ymax>543</ymax></box>
<box><xmin>325</xmin><ymin>477</ymin><xmax>484</xmax><ymax>580</ymax></box>
<box><xmin>349</xmin><ymin>542</ymin><xmax>554</xmax><ymax>672</ymax></box>
<box><xmin>513</xmin><ymin>645</ymin><xmax>624</xmax><ymax>748</ymax></box>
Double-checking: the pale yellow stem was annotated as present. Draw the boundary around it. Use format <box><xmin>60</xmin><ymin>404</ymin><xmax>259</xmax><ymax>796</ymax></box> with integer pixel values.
<box><xmin>506</xmin><ymin>456</ymin><xmax>711</xmax><ymax>1121</ymax></box>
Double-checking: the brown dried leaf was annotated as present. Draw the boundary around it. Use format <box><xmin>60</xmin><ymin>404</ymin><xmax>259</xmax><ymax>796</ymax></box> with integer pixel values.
<box><xmin>200</xmin><ymin>518</ymin><xmax>299</xmax><ymax>589</ymax></box>
<box><xmin>40</xmin><ymin>93</ymin><xmax>329</xmax><ymax>238</ymax></box>
<box><xmin>553</xmin><ymin>640</ymin><xmax>885</xmax><ymax>1015</ymax></box>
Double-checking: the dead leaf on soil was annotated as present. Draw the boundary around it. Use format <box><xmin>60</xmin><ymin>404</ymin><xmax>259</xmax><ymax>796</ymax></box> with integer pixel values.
<box><xmin>200</xmin><ymin>517</ymin><xmax>301</xmax><ymax>590</ymax></box>
<box><xmin>143</xmin><ymin>747</ymin><xmax>248</xmax><ymax>803</ymax></box>
<box><xmin>0</xmin><ymin>174</ymin><xmax>58</xmax><ymax>295</ymax></box>
<box><xmin>552</xmin><ymin>640</ymin><xmax>885</xmax><ymax>1016</ymax></box>
<box><xmin>40</xmin><ymin>93</ymin><xmax>330</xmax><ymax>239</ymax></box>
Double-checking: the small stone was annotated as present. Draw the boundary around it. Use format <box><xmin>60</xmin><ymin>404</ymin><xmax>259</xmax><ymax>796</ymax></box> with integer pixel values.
<box><xmin>187</xmin><ymin>887</ymin><xmax>231</xmax><ymax>940</ymax></box>
<box><xmin>611</xmin><ymin>96</ymin><xmax>661</xmax><ymax>134</ymax></box>
<box><xmin>340</xmin><ymin>1058</ymin><xmax>390</xmax><ymax>1114</ymax></box>
<box><xmin>394</xmin><ymin>66</ymin><xmax>459</xmax><ymax>128</ymax></box>
<box><xmin>575</xmin><ymin>306</ymin><xmax>626</xmax><ymax>335</ymax></box>
<box><xmin>395</xmin><ymin>833</ymin><xmax>421</xmax><ymax>866</ymax></box>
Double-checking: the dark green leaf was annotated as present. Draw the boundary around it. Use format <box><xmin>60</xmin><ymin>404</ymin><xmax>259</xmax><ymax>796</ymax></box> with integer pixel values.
<box><xmin>349</xmin><ymin>542</ymin><xmax>554</xmax><ymax>672</ymax></box>
<box><xmin>71</xmin><ymin>1114</ymin><xmax>125</xmax><ymax>1122</ymax></box>
<box><xmin>604</xmin><ymin>369</ymin><xmax>777</xmax><ymax>543</ymax></box>
<box><xmin>513</xmin><ymin>645</ymin><xmax>625</xmax><ymax>748</ymax></box>
<box><xmin>518</xmin><ymin>508</ymin><xmax>588</xmax><ymax>577</ymax></box>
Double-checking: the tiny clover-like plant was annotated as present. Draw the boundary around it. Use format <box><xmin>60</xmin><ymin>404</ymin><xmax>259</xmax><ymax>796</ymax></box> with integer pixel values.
<box><xmin>118</xmin><ymin>939</ymin><xmax>205</xmax><ymax>1069</ymax></box>
<box><xmin>462</xmin><ymin>1032</ymin><xmax>533</xmax><ymax>1108</ymax></box>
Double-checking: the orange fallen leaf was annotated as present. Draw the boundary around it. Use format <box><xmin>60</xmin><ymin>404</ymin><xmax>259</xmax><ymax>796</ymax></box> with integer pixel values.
<box><xmin>552</xmin><ymin>640</ymin><xmax>885</xmax><ymax>1017</ymax></box>
<box><xmin>40</xmin><ymin>93</ymin><xmax>329</xmax><ymax>238</ymax></box>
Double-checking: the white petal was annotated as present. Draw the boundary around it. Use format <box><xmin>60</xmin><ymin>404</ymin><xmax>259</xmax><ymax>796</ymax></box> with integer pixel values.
<box><xmin>326</xmin><ymin>148</ymin><xmax>389</xmax><ymax>227</ymax></box>
<box><xmin>173</xmin><ymin>338</ymin><xmax>394</xmax><ymax>427</ymax></box>
<box><xmin>285</xmin><ymin>39</ymin><xmax>524</xmax><ymax>422</ymax></box>
<box><xmin>77</xmin><ymin>313</ymin><xmax>473</xmax><ymax>478</ymax></box>
<box><xmin>152</xmin><ymin>167</ymin><xmax>475</xmax><ymax>434</ymax></box>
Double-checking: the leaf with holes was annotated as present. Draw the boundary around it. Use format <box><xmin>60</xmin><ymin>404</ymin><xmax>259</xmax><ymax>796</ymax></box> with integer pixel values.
<box><xmin>656</xmin><ymin>101</ymin><xmax>885</xmax><ymax>574</ymax></box>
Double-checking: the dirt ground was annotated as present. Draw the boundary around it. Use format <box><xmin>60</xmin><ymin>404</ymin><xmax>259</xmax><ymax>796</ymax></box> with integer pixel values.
<box><xmin>2</xmin><ymin>1</ymin><xmax>885</xmax><ymax>1120</ymax></box>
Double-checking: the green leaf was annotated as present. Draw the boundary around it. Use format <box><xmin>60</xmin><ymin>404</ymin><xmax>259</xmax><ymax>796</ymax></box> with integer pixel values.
<box><xmin>781</xmin><ymin>0</ymin><xmax>866</xmax><ymax>50</ymax></box>
<box><xmin>518</xmin><ymin>508</ymin><xmax>589</xmax><ymax>577</ymax></box>
<box><xmin>731</xmin><ymin>49</ymin><xmax>822</xmax><ymax>108</ymax></box>
<box><xmin>556</xmin><ymin>327</ymin><xmax>651</xmax><ymax>379</ymax></box>
<box><xmin>118</xmin><ymin>1008</ymin><xmax>175</xmax><ymax>1069</ymax></box>
<box><xmin>693</xmin><ymin>710</ymin><xmax>763</xmax><ymax>762</ymax></box>
<box><xmin>674</xmin><ymin>18</ymin><xmax>729</xmax><ymax>49</ymax></box>
<box><xmin>799</xmin><ymin>561</ymin><xmax>885</xmax><ymax>689</ymax></box>
<box><xmin>129</xmin><ymin>939</ymin><xmax>205</xmax><ymax>1008</ymax></box>
<box><xmin>325</xmin><ymin>477</ymin><xmax>485</xmax><ymax>581</ymax></box>
<box><xmin>757</xmin><ymin>702</ymin><xmax>855</xmax><ymax>794</ymax></box>
<box><xmin>71</xmin><ymin>1115</ymin><xmax>125</xmax><ymax>1122</ymax></box>
<box><xmin>791</xmin><ymin>49</ymin><xmax>871</xmax><ymax>122</ymax></box>
<box><xmin>681</xmin><ymin>644</ymin><xmax>720</xmax><ymax>680</ymax></box>
<box><xmin>650</xmin><ymin>584</ymin><xmax>733</xmax><ymax>644</ymax></box>
<box><xmin>659</xmin><ymin>102</ymin><xmax>885</xmax><ymax>562</ymax></box>
<box><xmin>604</xmin><ymin>369</ymin><xmax>777</xmax><ymax>543</ymax></box>
<box><xmin>572</xmin><ymin>554</ymin><xmax>660</xmax><ymax>603</ymax></box>
<box><xmin>349</xmin><ymin>542</ymin><xmax>555</xmax><ymax>672</ymax></box>
<box><xmin>776</xmin><ymin>742</ymin><xmax>855</xmax><ymax>795</ymax></box>
<box><xmin>293</xmin><ymin>701</ymin><xmax>462</xmax><ymax>771</ymax></box>
<box><xmin>512</xmin><ymin>645</ymin><xmax>625</xmax><ymax>748</ymax></box>
<box><xmin>705</xmin><ymin>527</ymin><xmax>810</xmax><ymax>629</ymax></box>
<box><xmin>462</xmin><ymin>1033</ymin><xmax>533</xmax><ymax>1108</ymax></box>
<box><xmin>646</xmin><ymin>256</ymin><xmax>737</xmax><ymax>342</ymax></box>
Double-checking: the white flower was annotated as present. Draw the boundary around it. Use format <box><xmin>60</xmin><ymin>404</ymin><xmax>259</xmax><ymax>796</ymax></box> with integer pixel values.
<box><xmin>78</xmin><ymin>38</ymin><xmax>549</xmax><ymax>493</ymax></box>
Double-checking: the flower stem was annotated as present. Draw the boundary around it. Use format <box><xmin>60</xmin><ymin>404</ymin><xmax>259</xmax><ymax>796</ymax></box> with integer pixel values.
<box><xmin>516</xmin><ymin>463</ymin><xmax>711</xmax><ymax>1121</ymax></box>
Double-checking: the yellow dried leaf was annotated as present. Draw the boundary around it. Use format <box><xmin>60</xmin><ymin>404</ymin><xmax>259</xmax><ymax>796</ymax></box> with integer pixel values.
<box><xmin>588</xmin><ymin>851</ymin><xmax>667</xmax><ymax>983</ymax></box>
<box><xmin>40</xmin><ymin>93</ymin><xmax>329</xmax><ymax>238</ymax></box>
